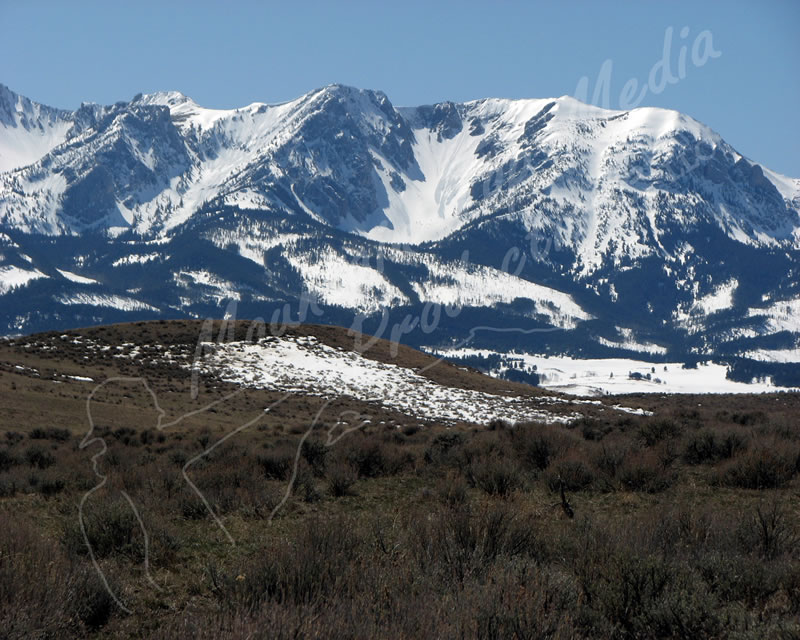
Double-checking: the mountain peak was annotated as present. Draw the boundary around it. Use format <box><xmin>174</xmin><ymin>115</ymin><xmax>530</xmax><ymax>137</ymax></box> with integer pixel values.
<box><xmin>136</xmin><ymin>90</ymin><xmax>196</xmax><ymax>108</ymax></box>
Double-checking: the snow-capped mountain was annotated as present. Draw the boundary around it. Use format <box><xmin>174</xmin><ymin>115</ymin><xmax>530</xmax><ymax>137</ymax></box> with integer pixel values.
<box><xmin>0</xmin><ymin>84</ymin><xmax>74</xmax><ymax>173</ymax></box>
<box><xmin>0</xmin><ymin>83</ymin><xmax>798</xmax><ymax>386</ymax></box>
<box><xmin>3</xmin><ymin>84</ymin><xmax>798</xmax><ymax>252</ymax></box>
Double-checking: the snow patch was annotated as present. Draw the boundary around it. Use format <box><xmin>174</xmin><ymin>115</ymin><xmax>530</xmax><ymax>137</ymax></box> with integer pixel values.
<box><xmin>287</xmin><ymin>248</ymin><xmax>408</xmax><ymax>314</ymax></box>
<box><xmin>744</xmin><ymin>348</ymin><xmax>800</xmax><ymax>363</ymax></box>
<box><xmin>56</xmin><ymin>268</ymin><xmax>98</xmax><ymax>285</ymax></box>
<box><xmin>192</xmin><ymin>335</ymin><xmax>577</xmax><ymax>425</ymax></box>
<box><xmin>692</xmin><ymin>279</ymin><xmax>737</xmax><ymax>315</ymax></box>
<box><xmin>0</xmin><ymin>265</ymin><xmax>46</xmax><ymax>294</ymax></box>
<box><xmin>747</xmin><ymin>297</ymin><xmax>800</xmax><ymax>334</ymax></box>
<box><xmin>55</xmin><ymin>293</ymin><xmax>158</xmax><ymax>312</ymax></box>
<box><xmin>112</xmin><ymin>253</ymin><xmax>163</xmax><ymax>267</ymax></box>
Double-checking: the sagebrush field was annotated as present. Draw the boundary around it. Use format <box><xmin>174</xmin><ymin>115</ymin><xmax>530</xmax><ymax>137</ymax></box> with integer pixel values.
<box><xmin>1</xmin><ymin>322</ymin><xmax>799</xmax><ymax>639</ymax></box>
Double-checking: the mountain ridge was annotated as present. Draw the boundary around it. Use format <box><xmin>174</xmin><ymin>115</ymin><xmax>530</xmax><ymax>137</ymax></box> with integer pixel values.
<box><xmin>0</xmin><ymin>82</ymin><xmax>798</xmax><ymax>386</ymax></box>
<box><xmin>1</xmin><ymin>83</ymin><xmax>797</xmax><ymax>249</ymax></box>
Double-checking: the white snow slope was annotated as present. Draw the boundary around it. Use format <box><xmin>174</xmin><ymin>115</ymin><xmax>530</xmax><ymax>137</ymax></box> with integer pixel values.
<box><xmin>191</xmin><ymin>334</ymin><xmax>580</xmax><ymax>424</ymax></box>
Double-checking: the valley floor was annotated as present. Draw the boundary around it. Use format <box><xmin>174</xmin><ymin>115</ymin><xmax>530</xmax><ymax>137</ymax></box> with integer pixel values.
<box><xmin>432</xmin><ymin>347</ymin><xmax>800</xmax><ymax>396</ymax></box>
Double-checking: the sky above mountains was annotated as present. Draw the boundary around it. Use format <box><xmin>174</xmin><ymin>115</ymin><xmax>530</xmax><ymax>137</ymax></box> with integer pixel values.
<box><xmin>1</xmin><ymin>0</ymin><xmax>798</xmax><ymax>176</ymax></box>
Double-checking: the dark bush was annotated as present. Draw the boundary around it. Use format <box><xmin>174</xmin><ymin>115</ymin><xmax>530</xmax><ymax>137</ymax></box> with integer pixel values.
<box><xmin>38</xmin><ymin>474</ymin><xmax>66</xmax><ymax>497</ymax></box>
<box><xmin>64</xmin><ymin>498</ymin><xmax>176</xmax><ymax>563</ymax></box>
<box><xmin>300</xmin><ymin>438</ymin><xmax>327</xmax><ymax>476</ymax></box>
<box><xmin>344</xmin><ymin>440</ymin><xmax>388</xmax><ymax>478</ymax></box>
<box><xmin>24</xmin><ymin>445</ymin><xmax>55</xmax><ymax>469</ymax></box>
<box><xmin>327</xmin><ymin>462</ymin><xmax>358</xmax><ymax>497</ymax></box>
<box><xmin>111</xmin><ymin>427</ymin><xmax>137</xmax><ymax>445</ymax></box>
<box><xmin>293</xmin><ymin>462</ymin><xmax>320</xmax><ymax>503</ymax></box>
<box><xmin>4</xmin><ymin>431</ymin><xmax>24</xmax><ymax>445</ymax></box>
<box><xmin>576</xmin><ymin>417</ymin><xmax>612</xmax><ymax>441</ymax></box>
<box><xmin>29</xmin><ymin>427</ymin><xmax>71</xmax><ymax>442</ymax></box>
<box><xmin>638</xmin><ymin>419</ymin><xmax>682</xmax><ymax>446</ymax></box>
<box><xmin>0</xmin><ymin>518</ymin><xmax>118</xmax><ymax>635</ymax></box>
<box><xmin>257</xmin><ymin>446</ymin><xmax>295</xmax><ymax>480</ymax></box>
<box><xmin>0</xmin><ymin>448</ymin><xmax>20</xmax><ymax>472</ymax></box>
<box><xmin>717</xmin><ymin>448</ymin><xmax>797</xmax><ymax>489</ymax></box>
<box><xmin>467</xmin><ymin>453</ymin><xmax>522</xmax><ymax>497</ymax></box>
<box><xmin>424</xmin><ymin>431</ymin><xmax>464</xmax><ymax>465</ymax></box>
<box><xmin>72</xmin><ymin>567</ymin><xmax>117</xmax><ymax>630</ymax></box>
<box><xmin>547</xmin><ymin>456</ymin><xmax>595</xmax><ymax>492</ymax></box>
<box><xmin>717</xmin><ymin>430</ymin><xmax>749</xmax><ymax>460</ymax></box>
<box><xmin>735</xmin><ymin>502</ymin><xmax>799</xmax><ymax>559</ymax></box>
<box><xmin>619</xmin><ymin>451</ymin><xmax>675</xmax><ymax>493</ymax></box>
<box><xmin>401</xmin><ymin>424</ymin><xmax>420</xmax><ymax>437</ymax></box>
<box><xmin>683</xmin><ymin>430</ymin><xmax>719</xmax><ymax>465</ymax></box>
<box><xmin>407</xmin><ymin>503</ymin><xmax>538</xmax><ymax>583</ymax></box>
<box><xmin>684</xmin><ymin>429</ymin><xmax>749</xmax><ymax>465</ymax></box>
<box><xmin>168</xmin><ymin>449</ymin><xmax>189</xmax><ymax>466</ymax></box>
<box><xmin>511</xmin><ymin>423</ymin><xmax>574</xmax><ymax>472</ymax></box>
<box><xmin>487</xmin><ymin>418</ymin><xmax>509</xmax><ymax>431</ymax></box>
<box><xmin>0</xmin><ymin>475</ymin><xmax>19</xmax><ymax>497</ymax></box>
<box><xmin>593</xmin><ymin>443</ymin><xmax>626</xmax><ymax>479</ymax></box>
<box><xmin>731</xmin><ymin>411</ymin><xmax>767</xmax><ymax>426</ymax></box>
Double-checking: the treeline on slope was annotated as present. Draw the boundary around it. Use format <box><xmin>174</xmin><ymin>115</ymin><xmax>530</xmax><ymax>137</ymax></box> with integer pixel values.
<box><xmin>442</xmin><ymin>352</ymin><xmax>542</xmax><ymax>386</ymax></box>
<box><xmin>726</xmin><ymin>357</ymin><xmax>800</xmax><ymax>388</ymax></box>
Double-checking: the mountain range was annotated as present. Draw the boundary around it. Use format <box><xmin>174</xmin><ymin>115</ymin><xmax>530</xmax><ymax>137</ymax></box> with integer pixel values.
<box><xmin>0</xmin><ymin>82</ymin><xmax>798</xmax><ymax>387</ymax></box>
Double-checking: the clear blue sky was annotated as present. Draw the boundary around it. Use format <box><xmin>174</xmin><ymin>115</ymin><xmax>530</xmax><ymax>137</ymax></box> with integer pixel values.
<box><xmin>2</xmin><ymin>0</ymin><xmax>798</xmax><ymax>175</ymax></box>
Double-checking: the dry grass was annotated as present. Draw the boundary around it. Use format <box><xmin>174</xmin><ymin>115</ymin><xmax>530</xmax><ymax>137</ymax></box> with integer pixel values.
<box><xmin>0</xmin><ymin>320</ymin><xmax>799</xmax><ymax>638</ymax></box>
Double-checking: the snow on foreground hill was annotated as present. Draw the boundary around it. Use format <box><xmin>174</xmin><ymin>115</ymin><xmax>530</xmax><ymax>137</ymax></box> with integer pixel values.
<box><xmin>188</xmin><ymin>334</ymin><xmax>653</xmax><ymax>422</ymax></box>
<box><xmin>4</xmin><ymin>320</ymin><xmax>657</xmax><ymax>423</ymax></box>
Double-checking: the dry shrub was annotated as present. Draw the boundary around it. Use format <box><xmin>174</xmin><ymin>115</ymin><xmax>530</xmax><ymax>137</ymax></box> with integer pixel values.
<box><xmin>0</xmin><ymin>448</ymin><xmax>20</xmax><ymax>473</ymax></box>
<box><xmin>29</xmin><ymin>427</ymin><xmax>71</xmax><ymax>442</ymax></box>
<box><xmin>511</xmin><ymin>422</ymin><xmax>578</xmax><ymax>473</ymax></box>
<box><xmin>326</xmin><ymin>461</ymin><xmax>358</xmax><ymax>497</ymax></box>
<box><xmin>63</xmin><ymin>497</ymin><xmax>177</xmax><ymax>565</ymax></box>
<box><xmin>466</xmin><ymin>452</ymin><xmax>523</xmax><ymax>497</ymax></box>
<box><xmin>436</xmin><ymin>471</ymin><xmax>469</xmax><ymax>507</ymax></box>
<box><xmin>575</xmin><ymin>417</ymin><xmax>613</xmax><ymax>441</ymax></box>
<box><xmin>214</xmin><ymin>516</ymin><xmax>365</xmax><ymax>610</ymax></box>
<box><xmin>0</xmin><ymin>517</ymin><xmax>118</xmax><ymax>637</ymax></box>
<box><xmin>546</xmin><ymin>451</ymin><xmax>596</xmax><ymax>492</ymax></box>
<box><xmin>24</xmin><ymin>444</ymin><xmax>55</xmax><ymax>469</ymax></box>
<box><xmin>592</xmin><ymin>439</ymin><xmax>628</xmax><ymax>481</ymax></box>
<box><xmin>423</xmin><ymin>431</ymin><xmax>465</xmax><ymax>466</ymax></box>
<box><xmin>4</xmin><ymin>432</ymin><xmax>24</xmax><ymax>446</ymax></box>
<box><xmin>619</xmin><ymin>449</ymin><xmax>675</xmax><ymax>493</ymax></box>
<box><xmin>257</xmin><ymin>445</ymin><xmax>296</xmax><ymax>480</ymax></box>
<box><xmin>735</xmin><ymin>501</ymin><xmax>799</xmax><ymax>559</ymax></box>
<box><xmin>342</xmin><ymin>438</ymin><xmax>389</xmax><ymax>478</ymax></box>
<box><xmin>638</xmin><ymin>418</ymin><xmax>682</xmax><ymax>446</ymax></box>
<box><xmin>716</xmin><ymin>446</ymin><xmax>798</xmax><ymax>490</ymax></box>
<box><xmin>300</xmin><ymin>437</ymin><xmax>328</xmax><ymax>476</ymax></box>
<box><xmin>406</xmin><ymin>502</ymin><xmax>540</xmax><ymax>583</ymax></box>
<box><xmin>683</xmin><ymin>428</ymin><xmax>748</xmax><ymax>465</ymax></box>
